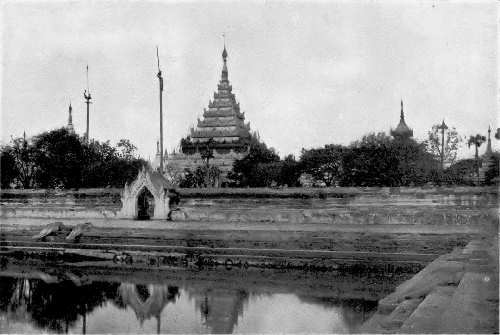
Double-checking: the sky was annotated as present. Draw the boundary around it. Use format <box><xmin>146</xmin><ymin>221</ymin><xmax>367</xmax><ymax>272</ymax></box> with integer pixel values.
<box><xmin>1</xmin><ymin>0</ymin><xmax>498</xmax><ymax>161</ymax></box>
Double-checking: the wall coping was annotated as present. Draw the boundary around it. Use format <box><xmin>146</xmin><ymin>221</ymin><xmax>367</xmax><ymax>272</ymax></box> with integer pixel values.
<box><xmin>1</xmin><ymin>186</ymin><xmax>497</xmax><ymax>198</ymax></box>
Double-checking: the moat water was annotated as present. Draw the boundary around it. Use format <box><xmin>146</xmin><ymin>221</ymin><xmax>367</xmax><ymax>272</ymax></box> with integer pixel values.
<box><xmin>0</xmin><ymin>263</ymin><xmax>414</xmax><ymax>334</ymax></box>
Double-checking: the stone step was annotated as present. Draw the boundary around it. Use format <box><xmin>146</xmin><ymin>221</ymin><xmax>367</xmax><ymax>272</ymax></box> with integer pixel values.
<box><xmin>439</xmin><ymin>271</ymin><xmax>499</xmax><ymax>334</ymax></box>
<box><xmin>400</xmin><ymin>285</ymin><xmax>455</xmax><ymax>333</ymax></box>
<box><xmin>358</xmin><ymin>311</ymin><xmax>386</xmax><ymax>333</ymax></box>
<box><xmin>379</xmin><ymin>298</ymin><xmax>422</xmax><ymax>330</ymax></box>
<box><xmin>376</xmin><ymin>254</ymin><xmax>464</xmax><ymax>315</ymax></box>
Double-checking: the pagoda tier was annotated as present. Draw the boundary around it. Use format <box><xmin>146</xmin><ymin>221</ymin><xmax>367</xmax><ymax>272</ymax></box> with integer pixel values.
<box><xmin>181</xmin><ymin>45</ymin><xmax>251</xmax><ymax>151</ymax></box>
<box><xmin>197</xmin><ymin>118</ymin><xmax>248</xmax><ymax>128</ymax></box>
<box><xmin>191</xmin><ymin>128</ymin><xmax>250</xmax><ymax>140</ymax></box>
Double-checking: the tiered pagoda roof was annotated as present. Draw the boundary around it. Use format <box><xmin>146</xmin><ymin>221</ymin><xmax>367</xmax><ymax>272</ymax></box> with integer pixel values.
<box><xmin>391</xmin><ymin>100</ymin><xmax>413</xmax><ymax>140</ymax></box>
<box><xmin>181</xmin><ymin>45</ymin><xmax>251</xmax><ymax>153</ymax></box>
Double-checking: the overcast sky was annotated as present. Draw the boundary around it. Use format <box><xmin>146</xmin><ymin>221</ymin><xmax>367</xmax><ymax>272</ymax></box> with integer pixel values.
<box><xmin>1</xmin><ymin>0</ymin><xmax>497</xmax><ymax>160</ymax></box>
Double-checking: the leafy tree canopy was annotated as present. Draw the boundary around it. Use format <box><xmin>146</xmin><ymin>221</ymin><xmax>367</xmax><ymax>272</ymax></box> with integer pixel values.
<box><xmin>1</xmin><ymin>128</ymin><xmax>146</xmax><ymax>189</ymax></box>
<box><xmin>425</xmin><ymin>123</ymin><xmax>462</xmax><ymax>167</ymax></box>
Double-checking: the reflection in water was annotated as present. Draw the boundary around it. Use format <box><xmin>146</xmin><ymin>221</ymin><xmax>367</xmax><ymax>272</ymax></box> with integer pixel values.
<box><xmin>0</xmin><ymin>265</ymin><xmax>404</xmax><ymax>334</ymax></box>
<box><xmin>117</xmin><ymin>283</ymin><xmax>179</xmax><ymax>333</ymax></box>
<box><xmin>190</xmin><ymin>288</ymin><xmax>248</xmax><ymax>333</ymax></box>
<box><xmin>0</xmin><ymin>276</ymin><xmax>118</xmax><ymax>333</ymax></box>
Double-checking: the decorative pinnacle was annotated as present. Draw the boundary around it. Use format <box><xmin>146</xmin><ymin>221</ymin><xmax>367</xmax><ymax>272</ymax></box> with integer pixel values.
<box><xmin>222</xmin><ymin>33</ymin><xmax>228</xmax><ymax>61</ymax></box>
<box><xmin>400</xmin><ymin>99</ymin><xmax>404</xmax><ymax>120</ymax></box>
<box><xmin>438</xmin><ymin>119</ymin><xmax>448</xmax><ymax>130</ymax></box>
<box><xmin>156</xmin><ymin>46</ymin><xmax>164</xmax><ymax>91</ymax></box>
<box><xmin>86</xmin><ymin>65</ymin><xmax>89</xmax><ymax>92</ymax></box>
<box><xmin>68</xmin><ymin>101</ymin><xmax>72</xmax><ymax>121</ymax></box>
<box><xmin>486</xmin><ymin>124</ymin><xmax>493</xmax><ymax>154</ymax></box>
<box><xmin>221</xmin><ymin>37</ymin><xmax>228</xmax><ymax>81</ymax></box>
<box><xmin>84</xmin><ymin>65</ymin><xmax>92</xmax><ymax>100</ymax></box>
<box><xmin>222</xmin><ymin>46</ymin><xmax>228</xmax><ymax>61</ymax></box>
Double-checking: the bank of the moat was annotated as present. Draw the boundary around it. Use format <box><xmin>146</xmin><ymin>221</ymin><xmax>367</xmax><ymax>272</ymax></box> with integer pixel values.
<box><xmin>361</xmin><ymin>236</ymin><xmax>499</xmax><ymax>334</ymax></box>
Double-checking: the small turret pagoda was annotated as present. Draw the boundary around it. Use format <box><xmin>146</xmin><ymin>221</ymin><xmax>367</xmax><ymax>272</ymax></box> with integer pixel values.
<box><xmin>391</xmin><ymin>100</ymin><xmax>413</xmax><ymax>140</ymax></box>
<box><xmin>485</xmin><ymin>125</ymin><xmax>493</xmax><ymax>156</ymax></box>
<box><xmin>478</xmin><ymin>125</ymin><xmax>497</xmax><ymax>184</ymax></box>
<box><xmin>66</xmin><ymin>103</ymin><xmax>75</xmax><ymax>134</ymax></box>
<box><xmin>165</xmin><ymin>44</ymin><xmax>253</xmax><ymax>186</ymax></box>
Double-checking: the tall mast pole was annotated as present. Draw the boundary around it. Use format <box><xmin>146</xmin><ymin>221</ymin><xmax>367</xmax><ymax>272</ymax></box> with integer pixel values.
<box><xmin>84</xmin><ymin>65</ymin><xmax>92</xmax><ymax>143</ymax></box>
<box><xmin>156</xmin><ymin>47</ymin><xmax>164</xmax><ymax>174</ymax></box>
<box><xmin>437</xmin><ymin>120</ymin><xmax>448</xmax><ymax>170</ymax></box>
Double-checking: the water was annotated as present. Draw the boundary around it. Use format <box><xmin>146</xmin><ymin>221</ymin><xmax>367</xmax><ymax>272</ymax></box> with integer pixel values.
<box><xmin>0</xmin><ymin>262</ymin><xmax>413</xmax><ymax>334</ymax></box>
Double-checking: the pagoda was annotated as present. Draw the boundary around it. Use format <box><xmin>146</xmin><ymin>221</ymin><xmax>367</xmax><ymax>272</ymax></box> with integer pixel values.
<box><xmin>66</xmin><ymin>103</ymin><xmax>75</xmax><ymax>134</ymax></box>
<box><xmin>478</xmin><ymin>125</ymin><xmax>497</xmax><ymax>184</ymax></box>
<box><xmin>390</xmin><ymin>100</ymin><xmax>413</xmax><ymax>140</ymax></box>
<box><xmin>165</xmin><ymin>44</ymin><xmax>252</xmax><ymax>186</ymax></box>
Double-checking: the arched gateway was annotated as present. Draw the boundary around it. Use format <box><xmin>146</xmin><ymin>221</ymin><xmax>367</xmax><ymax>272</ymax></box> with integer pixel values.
<box><xmin>118</xmin><ymin>166</ymin><xmax>173</xmax><ymax>220</ymax></box>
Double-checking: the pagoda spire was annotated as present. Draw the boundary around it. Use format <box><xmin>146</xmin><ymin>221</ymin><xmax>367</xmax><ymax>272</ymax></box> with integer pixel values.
<box><xmin>221</xmin><ymin>35</ymin><xmax>228</xmax><ymax>82</ymax></box>
<box><xmin>391</xmin><ymin>99</ymin><xmax>413</xmax><ymax>140</ymax></box>
<box><xmin>400</xmin><ymin>99</ymin><xmax>404</xmax><ymax>121</ymax></box>
<box><xmin>485</xmin><ymin>125</ymin><xmax>493</xmax><ymax>155</ymax></box>
<box><xmin>67</xmin><ymin>102</ymin><xmax>75</xmax><ymax>134</ymax></box>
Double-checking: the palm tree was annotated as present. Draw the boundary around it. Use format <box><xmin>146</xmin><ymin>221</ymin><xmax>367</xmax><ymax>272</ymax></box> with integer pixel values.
<box><xmin>467</xmin><ymin>134</ymin><xmax>486</xmax><ymax>183</ymax></box>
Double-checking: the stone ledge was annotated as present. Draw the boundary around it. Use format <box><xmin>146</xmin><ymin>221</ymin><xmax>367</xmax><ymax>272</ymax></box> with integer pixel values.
<box><xmin>439</xmin><ymin>271</ymin><xmax>499</xmax><ymax>333</ymax></box>
<box><xmin>400</xmin><ymin>285</ymin><xmax>455</xmax><ymax>333</ymax></box>
<box><xmin>361</xmin><ymin>237</ymin><xmax>499</xmax><ymax>334</ymax></box>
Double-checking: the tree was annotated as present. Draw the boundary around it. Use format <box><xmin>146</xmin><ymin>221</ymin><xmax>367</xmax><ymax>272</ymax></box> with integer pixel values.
<box><xmin>80</xmin><ymin>139</ymin><xmax>146</xmax><ymax>188</ymax></box>
<box><xmin>9</xmin><ymin>135</ymin><xmax>39</xmax><ymax>188</ymax></box>
<box><xmin>279</xmin><ymin>154</ymin><xmax>301</xmax><ymax>187</ymax></box>
<box><xmin>116</xmin><ymin>139</ymin><xmax>137</xmax><ymax>160</ymax></box>
<box><xmin>1</xmin><ymin>128</ymin><xmax>146</xmax><ymax>189</ymax></box>
<box><xmin>341</xmin><ymin>132</ymin><xmax>438</xmax><ymax>186</ymax></box>
<box><xmin>0</xmin><ymin>146</ymin><xmax>17</xmax><ymax>188</ymax></box>
<box><xmin>206</xmin><ymin>165</ymin><xmax>222</xmax><ymax>187</ymax></box>
<box><xmin>445</xmin><ymin>159</ymin><xmax>477</xmax><ymax>185</ymax></box>
<box><xmin>229</xmin><ymin>134</ymin><xmax>280</xmax><ymax>187</ymax></box>
<box><xmin>467</xmin><ymin>134</ymin><xmax>486</xmax><ymax>183</ymax></box>
<box><xmin>425</xmin><ymin>123</ymin><xmax>462</xmax><ymax>169</ymax></box>
<box><xmin>200</xmin><ymin>138</ymin><xmax>215</xmax><ymax>187</ymax></box>
<box><xmin>391</xmin><ymin>138</ymin><xmax>438</xmax><ymax>186</ymax></box>
<box><xmin>299</xmin><ymin>145</ymin><xmax>344</xmax><ymax>186</ymax></box>
<box><xmin>341</xmin><ymin>132</ymin><xmax>398</xmax><ymax>186</ymax></box>
<box><xmin>32</xmin><ymin>128</ymin><xmax>84</xmax><ymax>188</ymax></box>
<box><xmin>163</xmin><ymin>164</ymin><xmax>184</xmax><ymax>186</ymax></box>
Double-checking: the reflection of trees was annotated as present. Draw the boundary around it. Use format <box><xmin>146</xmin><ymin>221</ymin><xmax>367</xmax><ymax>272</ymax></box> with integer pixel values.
<box><xmin>296</xmin><ymin>295</ymin><xmax>377</xmax><ymax>332</ymax></box>
<box><xmin>0</xmin><ymin>276</ymin><xmax>119</xmax><ymax>333</ymax></box>
<box><xmin>0</xmin><ymin>277</ymin><xmax>18</xmax><ymax>312</ymax></box>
